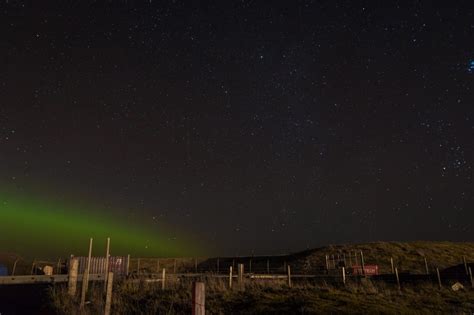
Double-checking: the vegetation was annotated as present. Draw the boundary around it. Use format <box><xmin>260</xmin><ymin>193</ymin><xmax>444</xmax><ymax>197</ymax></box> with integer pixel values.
<box><xmin>47</xmin><ymin>241</ymin><xmax>474</xmax><ymax>314</ymax></box>
<box><xmin>49</xmin><ymin>277</ymin><xmax>474</xmax><ymax>314</ymax></box>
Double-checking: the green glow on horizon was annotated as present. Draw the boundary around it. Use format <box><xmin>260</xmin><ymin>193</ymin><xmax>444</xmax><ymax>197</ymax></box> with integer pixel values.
<box><xmin>0</xmin><ymin>193</ymin><xmax>198</xmax><ymax>258</ymax></box>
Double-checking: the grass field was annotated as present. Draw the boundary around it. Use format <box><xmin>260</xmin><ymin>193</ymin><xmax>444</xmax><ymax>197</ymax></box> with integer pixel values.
<box><xmin>46</xmin><ymin>241</ymin><xmax>474</xmax><ymax>314</ymax></box>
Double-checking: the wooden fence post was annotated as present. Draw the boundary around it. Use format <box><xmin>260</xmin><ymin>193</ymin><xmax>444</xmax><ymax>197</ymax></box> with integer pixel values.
<box><xmin>342</xmin><ymin>266</ymin><xmax>346</xmax><ymax>285</ymax></box>
<box><xmin>192</xmin><ymin>282</ymin><xmax>205</xmax><ymax>315</ymax></box>
<box><xmin>436</xmin><ymin>268</ymin><xmax>442</xmax><ymax>289</ymax></box>
<box><xmin>360</xmin><ymin>251</ymin><xmax>366</xmax><ymax>276</ymax></box>
<box><xmin>229</xmin><ymin>266</ymin><xmax>233</xmax><ymax>288</ymax></box>
<box><xmin>30</xmin><ymin>259</ymin><xmax>36</xmax><ymax>275</ymax></box>
<box><xmin>395</xmin><ymin>267</ymin><xmax>400</xmax><ymax>291</ymax></box>
<box><xmin>424</xmin><ymin>257</ymin><xmax>429</xmax><ymax>275</ymax></box>
<box><xmin>80</xmin><ymin>238</ymin><xmax>93</xmax><ymax>309</ymax></box>
<box><xmin>12</xmin><ymin>258</ymin><xmax>19</xmax><ymax>276</ymax></box>
<box><xmin>126</xmin><ymin>254</ymin><xmax>130</xmax><ymax>276</ymax></box>
<box><xmin>390</xmin><ymin>257</ymin><xmax>395</xmax><ymax>274</ymax></box>
<box><xmin>104</xmin><ymin>237</ymin><xmax>110</xmax><ymax>292</ymax></box>
<box><xmin>325</xmin><ymin>255</ymin><xmax>329</xmax><ymax>271</ymax></box>
<box><xmin>104</xmin><ymin>272</ymin><xmax>114</xmax><ymax>315</ymax></box>
<box><xmin>287</xmin><ymin>265</ymin><xmax>292</xmax><ymax>287</ymax></box>
<box><xmin>162</xmin><ymin>268</ymin><xmax>166</xmax><ymax>290</ymax></box>
<box><xmin>68</xmin><ymin>258</ymin><xmax>79</xmax><ymax>296</ymax></box>
<box><xmin>463</xmin><ymin>256</ymin><xmax>468</xmax><ymax>275</ymax></box>
<box><xmin>238</xmin><ymin>263</ymin><xmax>244</xmax><ymax>288</ymax></box>
<box><xmin>468</xmin><ymin>267</ymin><xmax>473</xmax><ymax>289</ymax></box>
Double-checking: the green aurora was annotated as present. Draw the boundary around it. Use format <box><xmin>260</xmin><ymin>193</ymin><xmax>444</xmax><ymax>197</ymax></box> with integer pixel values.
<box><xmin>0</xmin><ymin>193</ymin><xmax>198</xmax><ymax>258</ymax></box>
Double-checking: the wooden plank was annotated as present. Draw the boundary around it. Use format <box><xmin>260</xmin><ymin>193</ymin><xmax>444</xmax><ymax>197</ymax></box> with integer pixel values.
<box><xmin>287</xmin><ymin>265</ymin><xmax>292</xmax><ymax>287</ymax></box>
<box><xmin>104</xmin><ymin>272</ymin><xmax>114</xmax><ymax>315</ymax></box>
<box><xmin>229</xmin><ymin>266</ymin><xmax>233</xmax><ymax>288</ymax></box>
<box><xmin>342</xmin><ymin>266</ymin><xmax>346</xmax><ymax>285</ymax></box>
<box><xmin>192</xmin><ymin>282</ymin><xmax>205</xmax><ymax>315</ymax></box>
<box><xmin>80</xmin><ymin>238</ymin><xmax>93</xmax><ymax>309</ymax></box>
<box><xmin>104</xmin><ymin>237</ymin><xmax>110</xmax><ymax>292</ymax></box>
<box><xmin>162</xmin><ymin>268</ymin><xmax>166</xmax><ymax>290</ymax></box>
<box><xmin>68</xmin><ymin>258</ymin><xmax>79</xmax><ymax>296</ymax></box>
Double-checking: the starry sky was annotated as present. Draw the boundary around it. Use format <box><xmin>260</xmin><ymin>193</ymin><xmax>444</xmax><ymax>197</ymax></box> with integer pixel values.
<box><xmin>0</xmin><ymin>1</ymin><xmax>473</xmax><ymax>256</ymax></box>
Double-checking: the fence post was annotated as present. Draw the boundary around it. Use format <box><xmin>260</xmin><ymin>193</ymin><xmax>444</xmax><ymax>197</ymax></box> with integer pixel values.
<box><xmin>104</xmin><ymin>237</ymin><xmax>110</xmax><ymax>292</ymax></box>
<box><xmin>424</xmin><ymin>257</ymin><xmax>429</xmax><ymax>274</ymax></box>
<box><xmin>229</xmin><ymin>266</ymin><xmax>233</xmax><ymax>289</ymax></box>
<box><xmin>162</xmin><ymin>268</ymin><xmax>166</xmax><ymax>290</ymax></box>
<box><xmin>436</xmin><ymin>268</ymin><xmax>442</xmax><ymax>289</ymax></box>
<box><xmin>342</xmin><ymin>266</ymin><xmax>346</xmax><ymax>285</ymax></box>
<box><xmin>104</xmin><ymin>272</ymin><xmax>114</xmax><ymax>315</ymax></box>
<box><xmin>30</xmin><ymin>259</ymin><xmax>36</xmax><ymax>275</ymax></box>
<box><xmin>469</xmin><ymin>267</ymin><xmax>473</xmax><ymax>289</ymax></box>
<box><xmin>80</xmin><ymin>238</ymin><xmax>93</xmax><ymax>309</ymax></box>
<box><xmin>360</xmin><ymin>251</ymin><xmax>366</xmax><ymax>276</ymax></box>
<box><xmin>12</xmin><ymin>258</ymin><xmax>19</xmax><ymax>276</ymax></box>
<box><xmin>68</xmin><ymin>258</ymin><xmax>79</xmax><ymax>296</ymax></box>
<box><xmin>325</xmin><ymin>255</ymin><xmax>329</xmax><ymax>271</ymax></box>
<box><xmin>390</xmin><ymin>257</ymin><xmax>394</xmax><ymax>274</ymax></box>
<box><xmin>395</xmin><ymin>267</ymin><xmax>400</xmax><ymax>291</ymax></box>
<box><xmin>238</xmin><ymin>263</ymin><xmax>244</xmax><ymax>288</ymax></box>
<box><xmin>463</xmin><ymin>256</ymin><xmax>468</xmax><ymax>275</ymax></box>
<box><xmin>192</xmin><ymin>282</ymin><xmax>205</xmax><ymax>315</ymax></box>
<box><xmin>287</xmin><ymin>265</ymin><xmax>292</xmax><ymax>287</ymax></box>
<box><xmin>126</xmin><ymin>254</ymin><xmax>130</xmax><ymax>276</ymax></box>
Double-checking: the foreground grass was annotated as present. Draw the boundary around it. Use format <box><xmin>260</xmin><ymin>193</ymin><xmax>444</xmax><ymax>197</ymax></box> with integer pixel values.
<box><xmin>50</xmin><ymin>277</ymin><xmax>474</xmax><ymax>314</ymax></box>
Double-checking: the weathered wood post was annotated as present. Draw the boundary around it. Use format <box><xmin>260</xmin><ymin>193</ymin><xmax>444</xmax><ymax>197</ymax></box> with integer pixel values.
<box><xmin>424</xmin><ymin>257</ymin><xmax>429</xmax><ymax>275</ymax></box>
<box><xmin>104</xmin><ymin>272</ymin><xmax>114</xmax><ymax>315</ymax></box>
<box><xmin>238</xmin><ymin>263</ymin><xmax>244</xmax><ymax>289</ymax></box>
<box><xmin>68</xmin><ymin>258</ymin><xmax>79</xmax><ymax>296</ymax></box>
<box><xmin>436</xmin><ymin>268</ymin><xmax>442</xmax><ymax>289</ymax></box>
<box><xmin>161</xmin><ymin>268</ymin><xmax>166</xmax><ymax>290</ymax></box>
<box><xmin>126</xmin><ymin>254</ymin><xmax>130</xmax><ymax>276</ymax></box>
<box><xmin>287</xmin><ymin>265</ymin><xmax>292</xmax><ymax>287</ymax></box>
<box><xmin>325</xmin><ymin>255</ymin><xmax>329</xmax><ymax>271</ymax></box>
<box><xmin>228</xmin><ymin>266</ymin><xmax>233</xmax><ymax>288</ymax></box>
<box><xmin>390</xmin><ymin>257</ymin><xmax>395</xmax><ymax>274</ymax></box>
<box><xmin>468</xmin><ymin>267</ymin><xmax>473</xmax><ymax>289</ymax></box>
<box><xmin>12</xmin><ymin>258</ymin><xmax>19</xmax><ymax>276</ymax></box>
<box><xmin>360</xmin><ymin>251</ymin><xmax>366</xmax><ymax>276</ymax></box>
<box><xmin>342</xmin><ymin>266</ymin><xmax>346</xmax><ymax>285</ymax></box>
<box><xmin>80</xmin><ymin>238</ymin><xmax>93</xmax><ymax>309</ymax></box>
<box><xmin>463</xmin><ymin>256</ymin><xmax>468</xmax><ymax>275</ymax></box>
<box><xmin>192</xmin><ymin>282</ymin><xmax>205</xmax><ymax>315</ymax></box>
<box><xmin>30</xmin><ymin>259</ymin><xmax>36</xmax><ymax>275</ymax></box>
<box><xmin>395</xmin><ymin>267</ymin><xmax>401</xmax><ymax>291</ymax></box>
<box><xmin>104</xmin><ymin>237</ymin><xmax>110</xmax><ymax>292</ymax></box>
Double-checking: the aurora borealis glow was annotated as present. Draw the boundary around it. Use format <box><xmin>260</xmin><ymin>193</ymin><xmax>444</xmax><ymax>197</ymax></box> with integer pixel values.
<box><xmin>0</xmin><ymin>192</ymin><xmax>197</xmax><ymax>258</ymax></box>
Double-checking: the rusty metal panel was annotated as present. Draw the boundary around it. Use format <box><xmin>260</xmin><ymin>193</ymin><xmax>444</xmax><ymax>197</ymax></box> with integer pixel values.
<box><xmin>75</xmin><ymin>256</ymin><xmax>127</xmax><ymax>276</ymax></box>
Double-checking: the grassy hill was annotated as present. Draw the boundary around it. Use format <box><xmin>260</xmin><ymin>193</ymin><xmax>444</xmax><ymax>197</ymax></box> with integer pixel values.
<box><xmin>286</xmin><ymin>241</ymin><xmax>474</xmax><ymax>274</ymax></box>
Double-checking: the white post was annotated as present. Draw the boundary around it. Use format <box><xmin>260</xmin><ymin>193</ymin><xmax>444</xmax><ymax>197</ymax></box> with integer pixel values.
<box><xmin>104</xmin><ymin>272</ymin><xmax>114</xmax><ymax>315</ymax></box>
<box><xmin>104</xmin><ymin>237</ymin><xmax>110</xmax><ymax>292</ymax></box>
<box><xmin>80</xmin><ymin>238</ymin><xmax>93</xmax><ymax>309</ymax></box>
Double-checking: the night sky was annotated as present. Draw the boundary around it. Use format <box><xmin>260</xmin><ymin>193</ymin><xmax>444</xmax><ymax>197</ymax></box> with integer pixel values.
<box><xmin>1</xmin><ymin>1</ymin><xmax>473</xmax><ymax>256</ymax></box>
